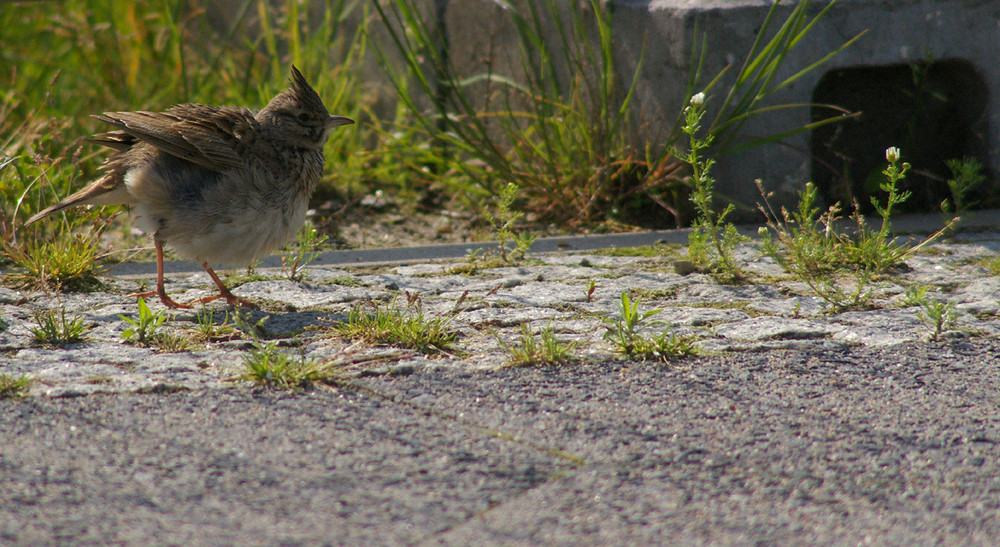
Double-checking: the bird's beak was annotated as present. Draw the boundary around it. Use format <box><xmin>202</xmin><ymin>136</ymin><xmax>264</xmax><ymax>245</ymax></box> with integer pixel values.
<box><xmin>327</xmin><ymin>115</ymin><xmax>355</xmax><ymax>128</ymax></box>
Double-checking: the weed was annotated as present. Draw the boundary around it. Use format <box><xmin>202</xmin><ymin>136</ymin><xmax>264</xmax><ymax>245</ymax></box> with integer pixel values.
<box><xmin>603</xmin><ymin>292</ymin><xmax>695</xmax><ymax>361</ymax></box>
<box><xmin>499</xmin><ymin>322</ymin><xmax>578</xmax><ymax>367</ymax></box>
<box><xmin>679</xmin><ymin>94</ymin><xmax>749</xmax><ymax>282</ymax></box>
<box><xmin>232</xmin><ymin>308</ymin><xmax>271</xmax><ymax>340</ymax></box>
<box><xmin>482</xmin><ymin>182</ymin><xmax>537</xmax><ymax>263</ymax></box>
<box><xmin>585</xmin><ymin>279</ymin><xmax>597</xmax><ymax>303</ymax></box>
<box><xmin>0</xmin><ymin>374</ymin><xmax>31</xmax><ymax>399</ymax></box>
<box><xmin>154</xmin><ymin>332</ymin><xmax>193</xmax><ymax>353</ymax></box>
<box><xmin>120</xmin><ymin>297</ymin><xmax>168</xmax><ymax>346</ymax></box>
<box><xmin>630</xmin><ymin>330</ymin><xmax>697</xmax><ymax>363</ymax></box>
<box><xmin>909</xmin><ymin>290</ymin><xmax>960</xmax><ymax>341</ymax></box>
<box><xmin>918</xmin><ymin>298</ymin><xmax>959</xmax><ymax>342</ymax></box>
<box><xmin>193</xmin><ymin>307</ymin><xmax>239</xmax><ymax>341</ymax></box>
<box><xmin>31</xmin><ymin>307</ymin><xmax>90</xmax><ymax>346</ymax></box>
<box><xmin>978</xmin><ymin>256</ymin><xmax>1000</xmax><ymax>276</ymax></box>
<box><xmin>195</xmin><ymin>306</ymin><xmax>237</xmax><ymax>340</ymax></box>
<box><xmin>240</xmin><ymin>340</ymin><xmax>337</xmax><ymax>390</ymax></box>
<box><xmin>448</xmin><ymin>253</ymin><xmax>507</xmax><ymax>276</ymax></box>
<box><xmin>375</xmin><ymin>0</ymin><xmax>858</xmax><ymax>229</ymax></box>
<box><xmin>900</xmin><ymin>286</ymin><xmax>929</xmax><ymax>307</ymax></box>
<box><xmin>759</xmin><ymin>147</ymin><xmax>954</xmax><ymax>311</ymax></box>
<box><xmin>334</xmin><ymin>292</ymin><xmax>456</xmax><ymax>354</ymax></box>
<box><xmin>1</xmin><ymin>146</ymin><xmax>112</xmax><ymax>293</ymax></box>
<box><xmin>373</xmin><ymin>0</ymin><xmax>689</xmax><ymax>227</ymax></box>
<box><xmin>943</xmin><ymin>156</ymin><xmax>985</xmax><ymax>215</ymax></box>
<box><xmin>3</xmin><ymin>230</ymin><xmax>106</xmax><ymax>293</ymax></box>
<box><xmin>282</xmin><ymin>221</ymin><xmax>328</xmax><ymax>282</ymax></box>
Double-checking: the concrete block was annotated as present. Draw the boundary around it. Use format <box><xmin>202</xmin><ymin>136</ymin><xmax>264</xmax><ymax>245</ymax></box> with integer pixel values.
<box><xmin>442</xmin><ymin>0</ymin><xmax>998</xmax><ymax>218</ymax></box>
<box><xmin>609</xmin><ymin>0</ymin><xmax>999</xmax><ymax>216</ymax></box>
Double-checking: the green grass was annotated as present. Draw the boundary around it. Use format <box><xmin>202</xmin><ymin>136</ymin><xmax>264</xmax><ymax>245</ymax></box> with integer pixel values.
<box><xmin>1</xmin><ymin>0</ymin><xmax>422</xmax><ymax>281</ymax></box>
<box><xmin>0</xmin><ymin>374</ymin><xmax>32</xmax><ymax>399</ymax></box>
<box><xmin>192</xmin><ymin>307</ymin><xmax>240</xmax><ymax>341</ymax></box>
<box><xmin>31</xmin><ymin>307</ymin><xmax>90</xmax><ymax>346</ymax></box>
<box><xmin>3</xmin><ymin>233</ymin><xmax>106</xmax><ymax>292</ymax></box>
<box><xmin>373</xmin><ymin>0</ymin><xmax>858</xmax><ymax>229</ymax></box>
<box><xmin>334</xmin><ymin>294</ymin><xmax>457</xmax><ymax>354</ymax></box>
<box><xmin>499</xmin><ymin>323</ymin><xmax>579</xmax><ymax>367</ymax></box>
<box><xmin>240</xmin><ymin>340</ymin><xmax>340</xmax><ymax>390</ymax></box>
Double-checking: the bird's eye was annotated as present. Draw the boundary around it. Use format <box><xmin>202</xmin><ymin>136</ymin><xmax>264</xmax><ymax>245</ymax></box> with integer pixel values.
<box><xmin>297</xmin><ymin>112</ymin><xmax>310</xmax><ymax>123</ymax></box>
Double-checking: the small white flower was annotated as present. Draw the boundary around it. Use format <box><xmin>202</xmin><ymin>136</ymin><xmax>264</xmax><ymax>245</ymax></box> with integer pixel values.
<box><xmin>690</xmin><ymin>92</ymin><xmax>706</xmax><ymax>107</ymax></box>
<box><xmin>885</xmin><ymin>146</ymin><xmax>900</xmax><ymax>163</ymax></box>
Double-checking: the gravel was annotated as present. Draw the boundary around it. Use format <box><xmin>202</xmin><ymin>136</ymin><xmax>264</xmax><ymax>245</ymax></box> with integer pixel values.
<box><xmin>3</xmin><ymin>225</ymin><xmax>1000</xmax><ymax>543</ymax></box>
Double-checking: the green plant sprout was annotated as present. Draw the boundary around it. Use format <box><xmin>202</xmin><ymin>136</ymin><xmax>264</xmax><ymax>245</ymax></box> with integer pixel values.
<box><xmin>943</xmin><ymin>156</ymin><xmax>985</xmax><ymax>215</ymax></box>
<box><xmin>193</xmin><ymin>306</ymin><xmax>240</xmax><ymax>341</ymax></box>
<box><xmin>482</xmin><ymin>182</ymin><xmax>538</xmax><ymax>263</ymax></box>
<box><xmin>914</xmin><ymin>294</ymin><xmax>959</xmax><ymax>341</ymax></box>
<box><xmin>282</xmin><ymin>221</ymin><xmax>328</xmax><ymax>282</ymax></box>
<box><xmin>901</xmin><ymin>286</ymin><xmax>930</xmax><ymax>307</ymax></box>
<box><xmin>602</xmin><ymin>292</ymin><xmax>695</xmax><ymax>361</ymax></box>
<box><xmin>120</xmin><ymin>297</ymin><xmax>168</xmax><ymax>346</ymax></box>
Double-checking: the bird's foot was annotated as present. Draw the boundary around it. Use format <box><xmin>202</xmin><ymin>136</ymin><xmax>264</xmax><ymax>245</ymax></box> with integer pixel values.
<box><xmin>127</xmin><ymin>289</ymin><xmax>193</xmax><ymax>310</ymax></box>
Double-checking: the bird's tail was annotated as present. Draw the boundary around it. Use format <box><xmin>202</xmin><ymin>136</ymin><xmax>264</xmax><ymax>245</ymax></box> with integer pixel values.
<box><xmin>25</xmin><ymin>174</ymin><xmax>131</xmax><ymax>225</ymax></box>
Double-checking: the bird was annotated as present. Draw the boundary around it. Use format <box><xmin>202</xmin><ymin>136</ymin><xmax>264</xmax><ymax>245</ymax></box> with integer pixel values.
<box><xmin>26</xmin><ymin>66</ymin><xmax>354</xmax><ymax>309</ymax></box>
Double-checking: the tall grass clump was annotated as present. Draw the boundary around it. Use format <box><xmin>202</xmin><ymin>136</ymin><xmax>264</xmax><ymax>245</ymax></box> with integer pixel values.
<box><xmin>373</xmin><ymin>0</ymin><xmax>862</xmax><ymax>229</ymax></box>
<box><xmin>2</xmin><ymin>1</ymin><xmax>420</xmax><ymax>260</ymax></box>
<box><xmin>373</xmin><ymin>0</ymin><xmax>689</xmax><ymax>228</ymax></box>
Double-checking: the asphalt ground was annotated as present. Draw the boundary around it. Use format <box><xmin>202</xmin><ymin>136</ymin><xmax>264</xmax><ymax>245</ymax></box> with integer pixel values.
<box><xmin>3</xmin><ymin>338</ymin><xmax>1000</xmax><ymax>545</ymax></box>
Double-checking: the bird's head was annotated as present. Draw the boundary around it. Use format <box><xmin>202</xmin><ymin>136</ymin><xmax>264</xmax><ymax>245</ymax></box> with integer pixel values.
<box><xmin>258</xmin><ymin>66</ymin><xmax>354</xmax><ymax>150</ymax></box>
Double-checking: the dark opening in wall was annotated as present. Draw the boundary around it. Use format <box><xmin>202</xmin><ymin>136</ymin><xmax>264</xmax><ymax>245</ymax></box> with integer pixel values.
<box><xmin>810</xmin><ymin>60</ymin><xmax>992</xmax><ymax>214</ymax></box>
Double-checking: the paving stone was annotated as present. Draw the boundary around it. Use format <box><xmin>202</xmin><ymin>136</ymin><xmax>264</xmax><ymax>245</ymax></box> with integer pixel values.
<box><xmin>3</xmin><ymin>231</ymin><xmax>1000</xmax><ymax>396</ymax></box>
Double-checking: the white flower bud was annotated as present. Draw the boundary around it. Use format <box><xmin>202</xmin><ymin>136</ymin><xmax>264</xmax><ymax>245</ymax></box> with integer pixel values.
<box><xmin>885</xmin><ymin>146</ymin><xmax>900</xmax><ymax>163</ymax></box>
<box><xmin>690</xmin><ymin>92</ymin><xmax>705</xmax><ymax>107</ymax></box>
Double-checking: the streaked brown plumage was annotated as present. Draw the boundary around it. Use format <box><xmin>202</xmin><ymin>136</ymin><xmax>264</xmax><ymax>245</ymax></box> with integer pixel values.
<box><xmin>27</xmin><ymin>66</ymin><xmax>353</xmax><ymax>309</ymax></box>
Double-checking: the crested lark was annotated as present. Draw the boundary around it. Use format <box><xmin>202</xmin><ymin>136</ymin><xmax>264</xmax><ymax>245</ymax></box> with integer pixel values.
<box><xmin>26</xmin><ymin>66</ymin><xmax>353</xmax><ymax>309</ymax></box>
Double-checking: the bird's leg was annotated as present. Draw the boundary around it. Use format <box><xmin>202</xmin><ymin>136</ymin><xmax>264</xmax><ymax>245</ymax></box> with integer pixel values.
<box><xmin>129</xmin><ymin>238</ymin><xmax>191</xmax><ymax>309</ymax></box>
<box><xmin>186</xmin><ymin>262</ymin><xmax>257</xmax><ymax>309</ymax></box>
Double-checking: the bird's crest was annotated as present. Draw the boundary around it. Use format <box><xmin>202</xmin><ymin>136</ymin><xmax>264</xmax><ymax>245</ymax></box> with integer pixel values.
<box><xmin>288</xmin><ymin>65</ymin><xmax>329</xmax><ymax>115</ymax></box>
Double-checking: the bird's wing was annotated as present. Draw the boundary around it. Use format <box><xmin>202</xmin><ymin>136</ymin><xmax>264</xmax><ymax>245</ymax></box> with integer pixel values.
<box><xmin>92</xmin><ymin>104</ymin><xmax>258</xmax><ymax>172</ymax></box>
